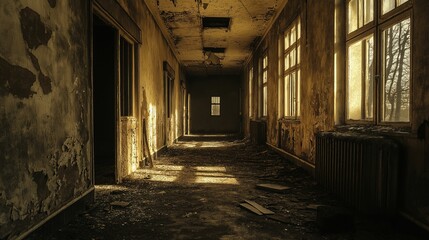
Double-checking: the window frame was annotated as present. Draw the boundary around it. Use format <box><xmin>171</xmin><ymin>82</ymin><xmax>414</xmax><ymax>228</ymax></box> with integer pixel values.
<box><xmin>345</xmin><ymin>30</ymin><xmax>375</xmax><ymax>123</ymax></box>
<box><xmin>345</xmin><ymin>0</ymin><xmax>412</xmax><ymax>125</ymax></box>
<box><xmin>281</xmin><ymin>17</ymin><xmax>301</xmax><ymax>120</ymax></box>
<box><xmin>211</xmin><ymin>96</ymin><xmax>221</xmax><ymax>116</ymax></box>
<box><xmin>378</xmin><ymin>11</ymin><xmax>412</xmax><ymax>124</ymax></box>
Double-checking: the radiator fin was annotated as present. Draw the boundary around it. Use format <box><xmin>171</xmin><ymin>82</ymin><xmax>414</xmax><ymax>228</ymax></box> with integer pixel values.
<box><xmin>316</xmin><ymin>132</ymin><xmax>398</xmax><ymax>214</ymax></box>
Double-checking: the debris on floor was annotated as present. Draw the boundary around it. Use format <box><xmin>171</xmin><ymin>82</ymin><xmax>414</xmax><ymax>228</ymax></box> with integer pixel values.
<box><xmin>243</xmin><ymin>200</ymin><xmax>275</xmax><ymax>215</ymax></box>
<box><xmin>239</xmin><ymin>203</ymin><xmax>263</xmax><ymax>216</ymax></box>
<box><xmin>110</xmin><ymin>201</ymin><xmax>130</xmax><ymax>208</ymax></box>
<box><xmin>38</xmin><ymin>136</ymin><xmax>427</xmax><ymax>240</ymax></box>
<box><xmin>256</xmin><ymin>183</ymin><xmax>291</xmax><ymax>193</ymax></box>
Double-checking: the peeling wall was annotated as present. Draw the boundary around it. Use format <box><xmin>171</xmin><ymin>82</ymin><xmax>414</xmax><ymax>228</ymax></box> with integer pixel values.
<box><xmin>188</xmin><ymin>75</ymin><xmax>241</xmax><ymax>134</ymax></box>
<box><xmin>115</xmin><ymin>0</ymin><xmax>186</xmax><ymax>155</ymax></box>
<box><xmin>120</xmin><ymin>117</ymin><xmax>138</xmax><ymax>176</ymax></box>
<box><xmin>245</xmin><ymin>0</ymin><xmax>335</xmax><ymax>164</ymax></box>
<box><xmin>0</xmin><ymin>0</ymin><xmax>91</xmax><ymax>238</ymax></box>
<box><xmin>245</xmin><ymin>0</ymin><xmax>429</xmax><ymax>229</ymax></box>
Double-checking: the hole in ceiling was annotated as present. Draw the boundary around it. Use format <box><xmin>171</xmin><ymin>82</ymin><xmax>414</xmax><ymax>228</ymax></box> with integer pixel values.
<box><xmin>202</xmin><ymin>17</ymin><xmax>231</xmax><ymax>29</ymax></box>
<box><xmin>203</xmin><ymin>47</ymin><xmax>226</xmax><ymax>54</ymax></box>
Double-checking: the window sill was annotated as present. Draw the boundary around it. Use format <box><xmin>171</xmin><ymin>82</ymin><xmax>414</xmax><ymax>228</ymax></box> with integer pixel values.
<box><xmin>278</xmin><ymin>117</ymin><xmax>301</xmax><ymax>124</ymax></box>
<box><xmin>335</xmin><ymin>124</ymin><xmax>415</xmax><ymax>138</ymax></box>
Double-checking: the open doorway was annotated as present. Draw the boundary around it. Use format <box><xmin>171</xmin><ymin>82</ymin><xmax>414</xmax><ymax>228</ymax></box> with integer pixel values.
<box><xmin>93</xmin><ymin>15</ymin><xmax>116</xmax><ymax>184</ymax></box>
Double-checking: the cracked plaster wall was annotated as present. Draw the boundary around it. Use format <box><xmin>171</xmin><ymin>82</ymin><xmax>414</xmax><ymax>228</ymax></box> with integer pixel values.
<box><xmin>0</xmin><ymin>0</ymin><xmax>91</xmax><ymax>238</ymax></box>
<box><xmin>246</xmin><ymin>0</ymin><xmax>335</xmax><ymax>164</ymax></box>
<box><xmin>245</xmin><ymin>0</ymin><xmax>429</xmax><ymax>229</ymax></box>
<box><xmin>116</xmin><ymin>0</ymin><xmax>186</xmax><ymax>153</ymax></box>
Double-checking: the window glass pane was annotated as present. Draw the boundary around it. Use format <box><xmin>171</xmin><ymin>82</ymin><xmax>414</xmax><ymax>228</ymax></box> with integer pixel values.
<box><xmin>297</xmin><ymin>45</ymin><xmax>301</xmax><ymax>64</ymax></box>
<box><xmin>284</xmin><ymin>75</ymin><xmax>289</xmax><ymax>116</ymax></box>
<box><xmin>290</xmin><ymin>72</ymin><xmax>296</xmax><ymax>116</ymax></box>
<box><xmin>297</xmin><ymin>70</ymin><xmax>301</xmax><ymax>117</ymax></box>
<box><xmin>291</xmin><ymin>25</ymin><xmax>296</xmax><ymax>44</ymax></box>
<box><xmin>290</xmin><ymin>48</ymin><xmax>296</xmax><ymax>67</ymax></box>
<box><xmin>383</xmin><ymin>18</ymin><xmax>410</xmax><ymax>122</ymax></box>
<box><xmin>398</xmin><ymin>0</ymin><xmax>409</xmax><ymax>6</ymax></box>
<box><xmin>364</xmin><ymin>0</ymin><xmax>374</xmax><ymax>25</ymax></box>
<box><xmin>365</xmin><ymin>36</ymin><xmax>374</xmax><ymax>119</ymax></box>
<box><xmin>358</xmin><ymin>0</ymin><xmax>364</xmax><ymax>28</ymax></box>
<box><xmin>285</xmin><ymin>53</ymin><xmax>289</xmax><ymax>70</ymax></box>
<box><xmin>211</xmin><ymin>96</ymin><xmax>220</xmax><ymax>104</ymax></box>
<box><xmin>348</xmin><ymin>0</ymin><xmax>358</xmax><ymax>33</ymax></box>
<box><xmin>382</xmin><ymin>0</ymin><xmax>395</xmax><ymax>14</ymax></box>
<box><xmin>263</xmin><ymin>86</ymin><xmax>267</xmax><ymax>116</ymax></box>
<box><xmin>211</xmin><ymin>105</ymin><xmax>220</xmax><ymax>116</ymax></box>
<box><xmin>263</xmin><ymin>71</ymin><xmax>267</xmax><ymax>83</ymax></box>
<box><xmin>297</xmin><ymin>19</ymin><xmax>301</xmax><ymax>40</ymax></box>
<box><xmin>347</xmin><ymin>40</ymin><xmax>363</xmax><ymax>120</ymax></box>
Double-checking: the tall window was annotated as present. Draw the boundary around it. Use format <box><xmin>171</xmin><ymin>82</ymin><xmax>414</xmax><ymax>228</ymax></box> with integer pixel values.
<box><xmin>346</xmin><ymin>0</ymin><xmax>411</xmax><ymax>122</ymax></box>
<box><xmin>283</xmin><ymin>18</ymin><xmax>301</xmax><ymax>118</ymax></box>
<box><xmin>211</xmin><ymin>96</ymin><xmax>220</xmax><ymax>116</ymax></box>
<box><xmin>248</xmin><ymin>67</ymin><xmax>253</xmax><ymax>118</ymax></box>
<box><xmin>261</xmin><ymin>53</ymin><xmax>268</xmax><ymax>117</ymax></box>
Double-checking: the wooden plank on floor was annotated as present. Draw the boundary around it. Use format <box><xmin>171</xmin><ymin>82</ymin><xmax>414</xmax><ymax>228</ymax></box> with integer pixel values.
<box><xmin>256</xmin><ymin>183</ymin><xmax>290</xmax><ymax>193</ymax></box>
<box><xmin>240</xmin><ymin>203</ymin><xmax>263</xmax><ymax>215</ymax></box>
<box><xmin>244</xmin><ymin>200</ymin><xmax>275</xmax><ymax>215</ymax></box>
<box><xmin>110</xmin><ymin>201</ymin><xmax>130</xmax><ymax>208</ymax></box>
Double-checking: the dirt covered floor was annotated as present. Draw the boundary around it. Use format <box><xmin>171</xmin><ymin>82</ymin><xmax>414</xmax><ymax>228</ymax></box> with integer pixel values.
<box><xmin>40</xmin><ymin>136</ymin><xmax>426</xmax><ymax>240</ymax></box>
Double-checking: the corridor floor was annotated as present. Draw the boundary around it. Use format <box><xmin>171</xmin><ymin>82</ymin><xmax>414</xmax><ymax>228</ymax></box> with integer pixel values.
<box><xmin>41</xmin><ymin>136</ymin><xmax>425</xmax><ymax>240</ymax></box>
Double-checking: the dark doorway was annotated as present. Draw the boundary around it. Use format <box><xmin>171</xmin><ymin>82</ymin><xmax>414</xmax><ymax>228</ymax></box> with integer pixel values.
<box><xmin>93</xmin><ymin>15</ymin><xmax>116</xmax><ymax>184</ymax></box>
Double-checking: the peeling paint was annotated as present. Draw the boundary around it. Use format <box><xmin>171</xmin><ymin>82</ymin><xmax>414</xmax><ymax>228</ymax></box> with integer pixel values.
<box><xmin>48</xmin><ymin>0</ymin><xmax>57</xmax><ymax>8</ymax></box>
<box><xmin>38</xmin><ymin>72</ymin><xmax>52</xmax><ymax>94</ymax></box>
<box><xmin>27</xmin><ymin>50</ymin><xmax>53</xmax><ymax>94</ymax></box>
<box><xmin>19</xmin><ymin>7</ymin><xmax>52</xmax><ymax>50</ymax></box>
<box><xmin>0</xmin><ymin>56</ymin><xmax>36</xmax><ymax>98</ymax></box>
<box><xmin>0</xmin><ymin>0</ymin><xmax>92</xmax><ymax>238</ymax></box>
<box><xmin>32</xmin><ymin>171</ymin><xmax>50</xmax><ymax>201</ymax></box>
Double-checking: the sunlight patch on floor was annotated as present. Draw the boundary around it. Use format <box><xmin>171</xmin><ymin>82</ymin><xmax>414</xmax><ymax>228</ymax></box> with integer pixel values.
<box><xmin>195</xmin><ymin>166</ymin><xmax>227</xmax><ymax>172</ymax></box>
<box><xmin>176</xmin><ymin>142</ymin><xmax>230</xmax><ymax>148</ymax></box>
<box><xmin>194</xmin><ymin>176</ymin><xmax>239</xmax><ymax>185</ymax></box>
<box><xmin>95</xmin><ymin>185</ymin><xmax>129</xmax><ymax>191</ymax></box>
<box><xmin>133</xmin><ymin>165</ymin><xmax>239</xmax><ymax>185</ymax></box>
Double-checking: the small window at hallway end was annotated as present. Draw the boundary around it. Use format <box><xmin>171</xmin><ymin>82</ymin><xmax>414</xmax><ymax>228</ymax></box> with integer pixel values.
<box><xmin>211</xmin><ymin>96</ymin><xmax>221</xmax><ymax>116</ymax></box>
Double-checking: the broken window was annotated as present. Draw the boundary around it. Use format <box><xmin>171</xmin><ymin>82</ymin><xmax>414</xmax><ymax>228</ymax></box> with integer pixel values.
<box><xmin>346</xmin><ymin>0</ymin><xmax>411</xmax><ymax>122</ymax></box>
<box><xmin>120</xmin><ymin>37</ymin><xmax>133</xmax><ymax>116</ymax></box>
<box><xmin>211</xmin><ymin>96</ymin><xmax>220</xmax><ymax>116</ymax></box>
<box><xmin>282</xmin><ymin>18</ymin><xmax>301</xmax><ymax>119</ymax></box>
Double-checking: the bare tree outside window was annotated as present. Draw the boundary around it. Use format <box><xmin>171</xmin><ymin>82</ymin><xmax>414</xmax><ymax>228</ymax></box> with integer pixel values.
<box><xmin>383</xmin><ymin>18</ymin><xmax>410</xmax><ymax>122</ymax></box>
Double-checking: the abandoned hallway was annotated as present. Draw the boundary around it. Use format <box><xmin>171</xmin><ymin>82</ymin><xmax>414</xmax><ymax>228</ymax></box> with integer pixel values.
<box><xmin>2</xmin><ymin>0</ymin><xmax>429</xmax><ymax>239</ymax></box>
<box><xmin>34</xmin><ymin>136</ymin><xmax>425</xmax><ymax>240</ymax></box>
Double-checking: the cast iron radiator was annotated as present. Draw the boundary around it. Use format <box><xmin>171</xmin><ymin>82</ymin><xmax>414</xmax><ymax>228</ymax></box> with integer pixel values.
<box><xmin>315</xmin><ymin>132</ymin><xmax>399</xmax><ymax>214</ymax></box>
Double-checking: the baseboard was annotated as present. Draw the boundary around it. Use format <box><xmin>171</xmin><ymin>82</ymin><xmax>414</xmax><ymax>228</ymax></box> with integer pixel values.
<box><xmin>267</xmin><ymin>143</ymin><xmax>315</xmax><ymax>177</ymax></box>
<box><xmin>21</xmin><ymin>187</ymin><xmax>95</xmax><ymax>240</ymax></box>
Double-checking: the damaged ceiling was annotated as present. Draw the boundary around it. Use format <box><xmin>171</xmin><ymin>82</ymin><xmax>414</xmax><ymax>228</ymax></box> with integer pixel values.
<box><xmin>152</xmin><ymin>0</ymin><xmax>287</xmax><ymax>76</ymax></box>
